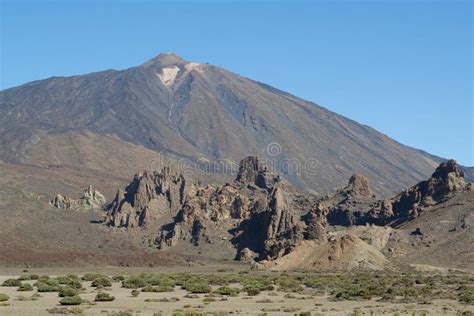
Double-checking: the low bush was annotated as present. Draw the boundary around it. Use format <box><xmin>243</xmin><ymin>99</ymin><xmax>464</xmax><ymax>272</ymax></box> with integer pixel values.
<box><xmin>458</xmin><ymin>286</ymin><xmax>474</xmax><ymax>304</ymax></box>
<box><xmin>112</xmin><ymin>275</ymin><xmax>125</xmax><ymax>282</ymax></box>
<box><xmin>91</xmin><ymin>277</ymin><xmax>111</xmax><ymax>288</ymax></box>
<box><xmin>18</xmin><ymin>283</ymin><xmax>34</xmax><ymax>291</ymax></box>
<box><xmin>141</xmin><ymin>285</ymin><xmax>174</xmax><ymax>292</ymax></box>
<box><xmin>59</xmin><ymin>287</ymin><xmax>79</xmax><ymax>297</ymax></box>
<box><xmin>66</xmin><ymin>279</ymin><xmax>83</xmax><ymax>290</ymax></box>
<box><xmin>131</xmin><ymin>289</ymin><xmax>140</xmax><ymax>297</ymax></box>
<box><xmin>214</xmin><ymin>286</ymin><xmax>239</xmax><ymax>296</ymax></box>
<box><xmin>246</xmin><ymin>287</ymin><xmax>261</xmax><ymax>296</ymax></box>
<box><xmin>35</xmin><ymin>278</ymin><xmax>60</xmax><ymax>288</ymax></box>
<box><xmin>59</xmin><ymin>295</ymin><xmax>82</xmax><ymax>305</ymax></box>
<box><xmin>2</xmin><ymin>279</ymin><xmax>21</xmax><ymax>287</ymax></box>
<box><xmin>122</xmin><ymin>276</ymin><xmax>148</xmax><ymax>289</ymax></box>
<box><xmin>0</xmin><ymin>294</ymin><xmax>9</xmax><ymax>302</ymax></box>
<box><xmin>184</xmin><ymin>282</ymin><xmax>212</xmax><ymax>294</ymax></box>
<box><xmin>81</xmin><ymin>273</ymin><xmax>106</xmax><ymax>281</ymax></box>
<box><xmin>56</xmin><ymin>276</ymin><xmax>73</xmax><ymax>285</ymax></box>
<box><xmin>18</xmin><ymin>274</ymin><xmax>36</xmax><ymax>281</ymax></box>
<box><xmin>37</xmin><ymin>283</ymin><xmax>61</xmax><ymax>292</ymax></box>
<box><xmin>66</xmin><ymin>274</ymin><xmax>79</xmax><ymax>280</ymax></box>
<box><xmin>95</xmin><ymin>292</ymin><xmax>115</xmax><ymax>302</ymax></box>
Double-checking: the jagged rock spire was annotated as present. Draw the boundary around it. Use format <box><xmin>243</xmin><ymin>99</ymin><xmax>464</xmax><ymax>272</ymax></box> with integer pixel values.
<box><xmin>235</xmin><ymin>156</ymin><xmax>280</xmax><ymax>190</ymax></box>
<box><xmin>104</xmin><ymin>166</ymin><xmax>187</xmax><ymax>228</ymax></box>
<box><xmin>346</xmin><ymin>174</ymin><xmax>373</xmax><ymax>197</ymax></box>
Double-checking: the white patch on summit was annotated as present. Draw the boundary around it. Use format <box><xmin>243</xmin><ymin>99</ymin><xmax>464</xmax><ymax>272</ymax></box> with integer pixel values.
<box><xmin>185</xmin><ymin>62</ymin><xmax>202</xmax><ymax>72</ymax></box>
<box><xmin>157</xmin><ymin>66</ymin><xmax>180</xmax><ymax>87</ymax></box>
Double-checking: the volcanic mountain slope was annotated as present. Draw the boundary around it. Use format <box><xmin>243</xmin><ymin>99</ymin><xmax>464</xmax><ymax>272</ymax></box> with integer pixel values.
<box><xmin>0</xmin><ymin>52</ymin><xmax>464</xmax><ymax>196</ymax></box>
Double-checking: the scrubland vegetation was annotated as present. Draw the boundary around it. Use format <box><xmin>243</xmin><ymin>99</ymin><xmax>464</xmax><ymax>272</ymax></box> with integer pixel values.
<box><xmin>0</xmin><ymin>270</ymin><xmax>472</xmax><ymax>315</ymax></box>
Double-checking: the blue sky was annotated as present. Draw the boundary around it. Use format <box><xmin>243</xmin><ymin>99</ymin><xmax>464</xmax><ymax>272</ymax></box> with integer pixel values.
<box><xmin>1</xmin><ymin>0</ymin><xmax>472</xmax><ymax>165</ymax></box>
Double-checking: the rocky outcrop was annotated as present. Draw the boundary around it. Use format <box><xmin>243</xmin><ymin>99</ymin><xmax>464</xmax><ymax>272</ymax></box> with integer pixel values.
<box><xmin>314</xmin><ymin>160</ymin><xmax>471</xmax><ymax>227</ymax></box>
<box><xmin>319</xmin><ymin>160</ymin><xmax>472</xmax><ymax>227</ymax></box>
<box><xmin>261</xmin><ymin>186</ymin><xmax>305</xmax><ymax>259</ymax></box>
<box><xmin>232</xmin><ymin>185</ymin><xmax>308</xmax><ymax>261</ymax></box>
<box><xmin>51</xmin><ymin>185</ymin><xmax>106</xmax><ymax>211</ymax></box>
<box><xmin>346</xmin><ymin>174</ymin><xmax>373</xmax><ymax>197</ymax></box>
<box><xmin>101</xmin><ymin>155</ymin><xmax>471</xmax><ymax>269</ymax></box>
<box><xmin>235</xmin><ymin>156</ymin><xmax>280</xmax><ymax>190</ymax></box>
<box><xmin>155</xmin><ymin>156</ymin><xmax>319</xmax><ymax>260</ymax></box>
<box><xmin>305</xmin><ymin>207</ymin><xmax>328</xmax><ymax>241</ymax></box>
<box><xmin>104</xmin><ymin>167</ymin><xmax>187</xmax><ymax>228</ymax></box>
<box><xmin>156</xmin><ymin>182</ymin><xmax>268</xmax><ymax>248</ymax></box>
<box><xmin>388</xmin><ymin>159</ymin><xmax>471</xmax><ymax>223</ymax></box>
<box><xmin>315</xmin><ymin>174</ymin><xmax>379</xmax><ymax>227</ymax></box>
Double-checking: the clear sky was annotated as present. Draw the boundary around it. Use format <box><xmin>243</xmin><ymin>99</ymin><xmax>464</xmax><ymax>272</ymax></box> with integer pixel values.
<box><xmin>1</xmin><ymin>0</ymin><xmax>472</xmax><ymax>165</ymax></box>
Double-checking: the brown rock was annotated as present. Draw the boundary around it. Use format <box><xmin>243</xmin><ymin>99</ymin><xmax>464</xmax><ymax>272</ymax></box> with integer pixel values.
<box><xmin>104</xmin><ymin>166</ymin><xmax>187</xmax><ymax>228</ymax></box>
<box><xmin>346</xmin><ymin>174</ymin><xmax>373</xmax><ymax>197</ymax></box>
<box><xmin>51</xmin><ymin>185</ymin><xmax>106</xmax><ymax>211</ymax></box>
<box><xmin>235</xmin><ymin>156</ymin><xmax>280</xmax><ymax>190</ymax></box>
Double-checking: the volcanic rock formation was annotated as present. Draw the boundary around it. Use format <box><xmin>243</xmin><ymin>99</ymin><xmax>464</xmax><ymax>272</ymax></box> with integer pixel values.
<box><xmin>99</xmin><ymin>157</ymin><xmax>471</xmax><ymax>270</ymax></box>
<box><xmin>387</xmin><ymin>159</ymin><xmax>471</xmax><ymax>224</ymax></box>
<box><xmin>318</xmin><ymin>159</ymin><xmax>471</xmax><ymax>227</ymax></box>
<box><xmin>314</xmin><ymin>174</ymin><xmax>379</xmax><ymax>227</ymax></box>
<box><xmin>51</xmin><ymin>185</ymin><xmax>106</xmax><ymax>211</ymax></box>
<box><xmin>104</xmin><ymin>167</ymin><xmax>187</xmax><ymax>228</ymax></box>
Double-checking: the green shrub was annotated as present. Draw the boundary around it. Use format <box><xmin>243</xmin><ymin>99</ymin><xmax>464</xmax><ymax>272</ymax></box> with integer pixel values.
<box><xmin>18</xmin><ymin>274</ymin><xmax>32</xmax><ymax>281</ymax></box>
<box><xmin>55</xmin><ymin>276</ymin><xmax>73</xmax><ymax>284</ymax></box>
<box><xmin>66</xmin><ymin>274</ymin><xmax>79</xmax><ymax>280</ymax></box>
<box><xmin>2</xmin><ymin>279</ymin><xmax>21</xmax><ymax>287</ymax></box>
<box><xmin>246</xmin><ymin>287</ymin><xmax>261</xmax><ymax>296</ymax></box>
<box><xmin>18</xmin><ymin>283</ymin><xmax>33</xmax><ymax>291</ymax></box>
<box><xmin>59</xmin><ymin>287</ymin><xmax>79</xmax><ymax>297</ymax></box>
<box><xmin>35</xmin><ymin>278</ymin><xmax>60</xmax><ymax>287</ymax></box>
<box><xmin>81</xmin><ymin>273</ymin><xmax>105</xmax><ymax>281</ymax></box>
<box><xmin>35</xmin><ymin>276</ymin><xmax>50</xmax><ymax>284</ymax></box>
<box><xmin>37</xmin><ymin>283</ymin><xmax>61</xmax><ymax>292</ymax></box>
<box><xmin>95</xmin><ymin>292</ymin><xmax>115</xmax><ymax>302</ymax></box>
<box><xmin>458</xmin><ymin>286</ymin><xmax>474</xmax><ymax>304</ymax></box>
<box><xmin>66</xmin><ymin>279</ymin><xmax>83</xmax><ymax>289</ymax></box>
<box><xmin>59</xmin><ymin>295</ymin><xmax>82</xmax><ymax>305</ymax></box>
<box><xmin>158</xmin><ymin>277</ymin><xmax>176</xmax><ymax>287</ymax></box>
<box><xmin>214</xmin><ymin>286</ymin><xmax>239</xmax><ymax>296</ymax></box>
<box><xmin>112</xmin><ymin>275</ymin><xmax>125</xmax><ymax>282</ymax></box>
<box><xmin>141</xmin><ymin>285</ymin><xmax>174</xmax><ymax>292</ymax></box>
<box><xmin>131</xmin><ymin>289</ymin><xmax>140</xmax><ymax>297</ymax></box>
<box><xmin>0</xmin><ymin>294</ymin><xmax>9</xmax><ymax>302</ymax></box>
<box><xmin>184</xmin><ymin>282</ymin><xmax>212</xmax><ymax>294</ymax></box>
<box><xmin>91</xmin><ymin>277</ymin><xmax>111</xmax><ymax>288</ymax></box>
<box><xmin>122</xmin><ymin>276</ymin><xmax>148</xmax><ymax>289</ymax></box>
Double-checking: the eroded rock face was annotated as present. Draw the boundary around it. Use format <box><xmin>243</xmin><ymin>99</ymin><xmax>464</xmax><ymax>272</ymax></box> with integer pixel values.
<box><xmin>319</xmin><ymin>160</ymin><xmax>471</xmax><ymax>227</ymax></box>
<box><xmin>156</xmin><ymin>183</ymin><xmax>267</xmax><ymax>248</ymax></box>
<box><xmin>51</xmin><ymin>185</ymin><xmax>106</xmax><ymax>211</ymax></box>
<box><xmin>262</xmin><ymin>186</ymin><xmax>305</xmax><ymax>259</ymax></box>
<box><xmin>104</xmin><ymin>167</ymin><xmax>187</xmax><ymax>228</ymax></box>
<box><xmin>102</xmin><ymin>155</ymin><xmax>472</xmax><ymax>268</ymax></box>
<box><xmin>388</xmin><ymin>159</ymin><xmax>470</xmax><ymax>223</ymax></box>
<box><xmin>232</xmin><ymin>185</ymin><xmax>312</xmax><ymax>261</ymax></box>
<box><xmin>235</xmin><ymin>156</ymin><xmax>280</xmax><ymax>190</ymax></box>
<box><xmin>316</xmin><ymin>174</ymin><xmax>379</xmax><ymax>227</ymax></box>
<box><xmin>155</xmin><ymin>157</ymin><xmax>322</xmax><ymax>260</ymax></box>
<box><xmin>305</xmin><ymin>207</ymin><xmax>328</xmax><ymax>241</ymax></box>
<box><xmin>347</xmin><ymin>174</ymin><xmax>373</xmax><ymax>197</ymax></box>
